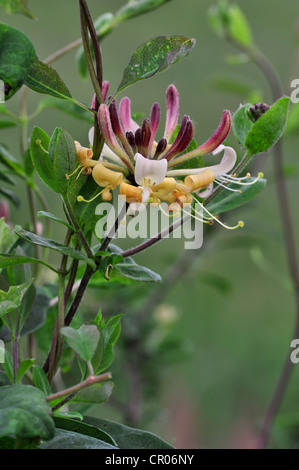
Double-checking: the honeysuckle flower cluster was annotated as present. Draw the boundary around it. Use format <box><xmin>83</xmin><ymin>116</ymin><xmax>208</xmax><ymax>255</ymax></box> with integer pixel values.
<box><xmin>72</xmin><ymin>83</ymin><xmax>262</xmax><ymax>229</ymax></box>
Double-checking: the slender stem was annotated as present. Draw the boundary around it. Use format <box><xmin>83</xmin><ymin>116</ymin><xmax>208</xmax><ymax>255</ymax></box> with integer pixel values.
<box><xmin>46</xmin><ymin>230</ymin><xmax>72</xmax><ymax>381</ymax></box>
<box><xmin>79</xmin><ymin>1</ymin><xmax>103</xmax><ymax>106</ymax></box>
<box><xmin>64</xmin><ymin>265</ymin><xmax>94</xmax><ymax>327</ymax></box>
<box><xmin>46</xmin><ymin>372</ymin><xmax>111</xmax><ymax>402</ymax></box>
<box><xmin>19</xmin><ymin>91</ymin><xmax>42</xmax><ymax>270</ymax></box>
<box><xmin>78</xmin><ymin>0</ymin><xmax>105</xmax><ymax>158</ymax></box>
<box><xmin>256</xmin><ymin>141</ymin><xmax>299</xmax><ymax>449</ymax></box>
<box><xmin>228</xmin><ymin>37</ymin><xmax>299</xmax><ymax>448</ymax></box>
<box><xmin>13</xmin><ymin>336</ymin><xmax>19</xmax><ymax>384</ymax></box>
<box><xmin>121</xmin><ymin>215</ymin><xmax>188</xmax><ymax>259</ymax></box>
<box><xmin>79</xmin><ymin>0</ymin><xmax>103</xmax><ymax>88</ymax></box>
<box><xmin>64</xmin><ymin>258</ymin><xmax>80</xmax><ymax>306</ymax></box>
<box><xmin>44</xmin><ymin>38</ymin><xmax>83</xmax><ymax>65</ymax></box>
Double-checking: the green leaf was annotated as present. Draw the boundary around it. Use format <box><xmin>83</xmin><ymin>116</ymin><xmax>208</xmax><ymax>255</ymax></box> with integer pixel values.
<box><xmin>0</xmin><ymin>436</ymin><xmax>15</xmax><ymax>448</ymax></box>
<box><xmin>0</xmin><ymin>143</ymin><xmax>26</xmax><ymax>178</ymax></box>
<box><xmin>0</xmin><ymin>253</ymin><xmax>59</xmax><ymax>274</ymax></box>
<box><xmin>227</xmin><ymin>4</ymin><xmax>253</xmax><ymax>47</ymax></box>
<box><xmin>16</xmin><ymin>358</ymin><xmax>36</xmax><ymax>384</ymax></box>
<box><xmin>232</xmin><ymin>103</ymin><xmax>254</xmax><ymax>147</ymax></box>
<box><xmin>13</xmin><ymin>227</ymin><xmax>95</xmax><ymax>268</ymax></box>
<box><xmin>96</xmin><ymin>314</ymin><xmax>122</xmax><ymax>374</ymax></box>
<box><xmin>0</xmin><ymin>384</ymin><xmax>55</xmax><ymax>440</ymax></box>
<box><xmin>61</xmin><ymin>325</ymin><xmax>100</xmax><ymax>363</ymax></box>
<box><xmin>70</xmin><ymin>381</ymin><xmax>113</xmax><ymax>405</ymax></box>
<box><xmin>0</xmin><ymin>170</ymin><xmax>16</xmax><ymax>185</ymax></box>
<box><xmin>90</xmin><ymin>324</ymin><xmax>104</xmax><ymax>375</ymax></box>
<box><xmin>208</xmin><ymin>3</ymin><xmax>252</xmax><ymax>47</ymax></box>
<box><xmin>208</xmin><ymin>4</ymin><xmax>226</xmax><ymax>38</ymax></box>
<box><xmin>108</xmin><ymin>244</ymin><xmax>161</xmax><ymax>283</ymax></box>
<box><xmin>2</xmin><ymin>349</ymin><xmax>13</xmax><ymax>383</ymax></box>
<box><xmin>25</xmin><ymin>57</ymin><xmax>72</xmax><ymax>100</ymax></box>
<box><xmin>23</xmin><ymin>148</ymin><xmax>34</xmax><ymax>180</ymax></box>
<box><xmin>18</xmin><ymin>281</ymin><xmax>36</xmax><ymax>333</ymax></box>
<box><xmin>0</xmin><ymin>187</ymin><xmax>20</xmax><ymax>208</ymax></box>
<box><xmin>206</xmin><ymin>177</ymin><xmax>267</xmax><ymax>215</ymax></box>
<box><xmin>117</xmin><ymin>35</ymin><xmax>196</xmax><ymax>93</ymax></box>
<box><xmin>83</xmin><ymin>416</ymin><xmax>174</xmax><ymax>449</ymax></box>
<box><xmin>77</xmin><ymin>2</ymin><xmax>174</xmax><ymax>80</ymax></box>
<box><xmin>0</xmin><ymin>120</ymin><xmax>16</xmax><ymax>129</ymax></box>
<box><xmin>0</xmin><ymin>279</ymin><xmax>32</xmax><ymax>319</ymax></box>
<box><xmin>30</xmin><ymin>126</ymin><xmax>78</xmax><ymax>195</ymax></box>
<box><xmin>53</xmin><ymin>411</ymin><xmax>83</xmax><ymax>421</ymax></box>
<box><xmin>48</xmin><ymin>127</ymin><xmax>79</xmax><ymax>196</ymax></box>
<box><xmin>36</xmin><ymin>97</ymin><xmax>94</xmax><ymax>123</ymax></box>
<box><xmin>115</xmin><ymin>0</ymin><xmax>172</xmax><ymax>21</ymax></box>
<box><xmin>0</xmin><ymin>0</ymin><xmax>35</xmax><ymax>19</ymax></box>
<box><xmin>53</xmin><ymin>416</ymin><xmax>117</xmax><ymax>447</ymax></box>
<box><xmin>245</xmin><ymin>97</ymin><xmax>290</xmax><ymax>155</ymax></box>
<box><xmin>40</xmin><ymin>428</ymin><xmax>117</xmax><ymax>449</ymax></box>
<box><xmin>116</xmin><ymin>258</ymin><xmax>161</xmax><ymax>282</ymax></box>
<box><xmin>0</xmin><ymin>23</ymin><xmax>35</xmax><ymax>99</ymax></box>
<box><xmin>37</xmin><ymin>211</ymin><xmax>76</xmax><ymax>232</ymax></box>
<box><xmin>29</xmin><ymin>126</ymin><xmax>53</xmax><ymax>190</ymax></box>
<box><xmin>0</xmin><ymin>217</ymin><xmax>17</xmax><ymax>253</ymax></box>
<box><xmin>32</xmin><ymin>365</ymin><xmax>51</xmax><ymax>396</ymax></box>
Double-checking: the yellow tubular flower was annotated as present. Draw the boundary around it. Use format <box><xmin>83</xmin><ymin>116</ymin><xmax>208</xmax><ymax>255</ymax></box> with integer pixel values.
<box><xmin>184</xmin><ymin>169</ymin><xmax>215</xmax><ymax>192</ymax></box>
<box><xmin>92</xmin><ymin>164</ymin><xmax>123</xmax><ymax>189</ymax></box>
<box><xmin>152</xmin><ymin>177</ymin><xmax>177</xmax><ymax>199</ymax></box>
<box><xmin>120</xmin><ymin>182</ymin><xmax>142</xmax><ymax>202</ymax></box>
<box><xmin>74</xmin><ymin>141</ymin><xmax>93</xmax><ymax>166</ymax></box>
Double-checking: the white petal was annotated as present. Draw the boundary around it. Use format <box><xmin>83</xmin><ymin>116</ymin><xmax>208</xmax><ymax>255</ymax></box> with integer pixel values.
<box><xmin>141</xmin><ymin>186</ymin><xmax>150</xmax><ymax>203</ymax></box>
<box><xmin>101</xmin><ymin>144</ymin><xmax>127</xmax><ymax>168</ymax></box>
<box><xmin>212</xmin><ymin>144</ymin><xmax>226</xmax><ymax>155</ymax></box>
<box><xmin>166</xmin><ymin>145</ymin><xmax>237</xmax><ymax>178</ymax></box>
<box><xmin>196</xmin><ymin>182</ymin><xmax>214</xmax><ymax>199</ymax></box>
<box><xmin>134</xmin><ymin>153</ymin><xmax>167</xmax><ymax>186</ymax></box>
<box><xmin>211</xmin><ymin>146</ymin><xmax>237</xmax><ymax>176</ymax></box>
<box><xmin>88</xmin><ymin>127</ymin><xmax>94</xmax><ymax>146</ymax></box>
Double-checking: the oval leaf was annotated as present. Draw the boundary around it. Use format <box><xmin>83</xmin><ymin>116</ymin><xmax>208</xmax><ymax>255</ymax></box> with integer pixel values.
<box><xmin>83</xmin><ymin>416</ymin><xmax>174</xmax><ymax>449</ymax></box>
<box><xmin>32</xmin><ymin>365</ymin><xmax>51</xmax><ymax>396</ymax></box>
<box><xmin>116</xmin><ymin>0</ymin><xmax>173</xmax><ymax>21</ymax></box>
<box><xmin>0</xmin><ymin>23</ymin><xmax>35</xmax><ymax>99</ymax></box>
<box><xmin>245</xmin><ymin>97</ymin><xmax>290</xmax><ymax>155</ymax></box>
<box><xmin>206</xmin><ymin>177</ymin><xmax>267</xmax><ymax>216</ymax></box>
<box><xmin>70</xmin><ymin>381</ymin><xmax>113</xmax><ymax>404</ymax></box>
<box><xmin>61</xmin><ymin>325</ymin><xmax>100</xmax><ymax>363</ymax></box>
<box><xmin>40</xmin><ymin>428</ymin><xmax>117</xmax><ymax>449</ymax></box>
<box><xmin>25</xmin><ymin>57</ymin><xmax>72</xmax><ymax>100</ymax></box>
<box><xmin>117</xmin><ymin>35</ymin><xmax>196</xmax><ymax>93</ymax></box>
<box><xmin>0</xmin><ymin>0</ymin><xmax>35</xmax><ymax>19</ymax></box>
<box><xmin>53</xmin><ymin>416</ymin><xmax>116</xmax><ymax>447</ymax></box>
<box><xmin>232</xmin><ymin>103</ymin><xmax>254</xmax><ymax>148</ymax></box>
<box><xmin>0</xmin><ymin>384</ymin><xmax>55</xmax><ymax>440</ymax></box>
<box><xmin>13</xmin><ymin>227</ymin><xmax>96</xmax><ymax>267</ymax></box>
<box><xmin>30</xmin><ymin>127</ymin><xmax>78</xmax><ymax>195</ymax></box>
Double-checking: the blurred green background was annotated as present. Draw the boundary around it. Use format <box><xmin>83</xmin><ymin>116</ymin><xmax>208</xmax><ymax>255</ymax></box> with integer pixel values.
<box><xmin>1</xmin><ymin>0</ymin><xmax>299</xmax><ymax>449</ymax></box>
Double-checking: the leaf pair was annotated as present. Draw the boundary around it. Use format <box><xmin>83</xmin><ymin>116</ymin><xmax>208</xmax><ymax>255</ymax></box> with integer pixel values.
<box><xmin>61</xmin><ymin>313</ymin><xmax>122</xmax><ymax>377</ymax></box>
<box><xmin>232</xmin><ymin>97</ymin><xmax>290</xmax><ymax>156</ymax></box>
